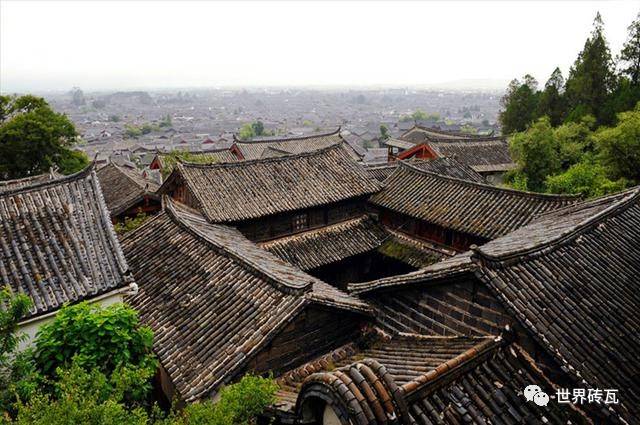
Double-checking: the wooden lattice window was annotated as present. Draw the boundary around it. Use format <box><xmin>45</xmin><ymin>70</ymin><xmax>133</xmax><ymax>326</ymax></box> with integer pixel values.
<box><xmin>292</xmin><ymin>213</ymin><xmax>308</xmax><ymax>232</ymax></box>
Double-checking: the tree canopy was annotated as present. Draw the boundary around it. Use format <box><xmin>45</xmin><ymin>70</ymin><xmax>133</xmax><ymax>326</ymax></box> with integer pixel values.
<box><xmin>499</xmin><ymin>12</ymin><xmax>640</xmax><ymax>133</ymax></box>
<box><xmin>0</xmin><ymin>95</ymin><xmax>89</xmax><ymax>180</ymax></box>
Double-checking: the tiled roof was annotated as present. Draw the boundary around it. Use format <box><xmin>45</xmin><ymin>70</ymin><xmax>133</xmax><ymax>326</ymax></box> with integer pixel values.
<box><xmin>96</xmin><ymin>163</ymin><xmax>160</xmax><ymax>217</ymax></box>
<box><xmin>155</xmin><ymin>148</ymin><xmax>239</xmax><ymax>171</ymax></box>
<box><xmin>122</xmin><ymin>198</ymin><xmax>370</xmax><ymax>401</ymax></box>
<box><xmin>428</xmin><ymin>140</ymin><xmax>516</xmax><ymax>173</ymax></box>
<box><xmin>233</xmin><ymin>128</ymin><xmax>363</xmax><ymax>161</ymax></box>
<box><xmin>274</xmin><ymin>334</ymin><xmax>492</xmax><ymax>413</ymax></box>
<box><xmin>0</xmin><ymin>169</ymin><xmax>62</xmax><ymax>194</ymax></box>
<box><xmin>376</xmin><ymin>228</ymin><xmax>448</xmax><ymax>269</ymax></box>
<box><xmin>472</xmin><ymin>187</ymin><xmax>640</xmax><ymax>422</ymax></box>
<box><xmin>365</xmin><ymin>158</ymin><xmax>485</xmax><ymax>183</ymax></box>
<box><xmin>287</xmin><ymin>337</ymin><xmax>587</xmax><ymax>424</ymax></box>
<box><xmin>0</xmin><ymin>166</ymin><xmax>133</xmax><ymax>320</ymax></box>
<box><xmin>348</xmin><ymin>251</ymin><xmax>473</xmax><ymax>295</ymax></box>
<box><xmin>370</xmin><ymin>162</ymin><xmax>580</xmax><ymax>240</ymax></box>
<box><xmin>163</xmin><ymin>144</ymin><xmax>381</xmax><ymax>223</ymax></box>
<box><xmin>260</xmin><ymin>215</ymin><xmax>386</xmax><ymax>271</ymax></box>
<box><xmin>400</xmin><ymin>125</ymin><xmax>502</xmax><ymax>143</ymax></box>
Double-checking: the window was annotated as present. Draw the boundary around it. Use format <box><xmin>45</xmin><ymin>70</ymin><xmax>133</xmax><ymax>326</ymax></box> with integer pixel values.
<box><xmin>292</xmin><ymin>213</ymin><xmax>308</xmax><ymax>232</ymax></box>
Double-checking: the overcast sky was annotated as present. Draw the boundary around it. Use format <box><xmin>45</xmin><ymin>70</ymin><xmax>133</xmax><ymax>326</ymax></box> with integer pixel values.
<box><xmin>1</xmin><ymin>1</ymin><xmax>638</xmax><ymax>93</ymax></box>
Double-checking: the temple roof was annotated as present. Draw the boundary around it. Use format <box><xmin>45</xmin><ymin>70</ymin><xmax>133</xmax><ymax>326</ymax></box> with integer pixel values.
<box><xmin>366</xmin><ymin>158</ymin><xmax>485</xmax><ymax>183</ymax></box>
<box><xmin>472</xmin><ymin>187</ymin><xmax>640</xmax><ymax>422</ymax></box>
<box><xmin>122</xmin><ymin>198</ymin><xmax>370</xmax><ymax>401</ymax></box>
<box><xmin>232</xmin><ymin>128</ymin><xmax>362</xmax><ymax>161</ymax></box>
<box><xmin>0</xmin><ymin>169</ymin><xmax>62</xmax><ymax>194</ymax></box>
<box><xmin>260</xmin><ymin>215</ymin><xmax>386</xmax><ymax>271</ymax></box>
<box><xmin>161</xmin><ymin>144</ymin><xmax>381</xmax><ymax>223</ymax></box>
<box><xmin>278</xmin><ymin>335</ymin><xmax>586</xmax><ymax>424</ymax></box>
<box><xmin>0</xmin><ymin>165</ymin><xmax>133</xmax><ymax>320</ymax></box>
<box><xmin>370</xmin><ymin>162</ymin><xmax>580</xmax><ymax>240</ymax></box>
<box><xmin>96</xmin><ymin>163</ymin><xmax>160</xmax><ymax>217</ymax></box>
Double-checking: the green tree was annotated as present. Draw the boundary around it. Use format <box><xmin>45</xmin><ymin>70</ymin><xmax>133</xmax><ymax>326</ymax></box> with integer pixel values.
<box><xmin>159</xmin><ymin>114</ymin><xmax>172</xmax><ymax>128</ymax></box>
<box><xmin>33</xmin><ymin>302</ymin><xmax>156</xmax><ymax>401</ymax></box>
<box><xmin>12</xmin><ymin>361</ymin><xmax>149</xmax><ymax>425</ymax></box>
<box><xmin>0</xmin><ymin>289</ymin><xmax>39</xmax><ymax>417</ymax></box>
<box><xmin>620</xmin><ymin>13</ymin><xmax>640</xmax><ymax>85</ymax></box>
<box><xmin>545</xmin><ymin>158</ymin><xmax>627</xmax><ymax>198</ymax></box>
<box><xmin>499</xmin><ymin>75</ymin><xmax>540</xmax><ymax>134</ymax></box>
<box><xmin>565</xmin><ymin>12</ymin><xmax>616</xmax><ymax>124</ymax></box>
<box><xmin>165</xmin><ymin>374</ymin><xmax>278</xmax><ymax>425</ymax></box>
<box><xmin>536</xmin><ymin>67</ymin><xmax>567</xmax><ymax>126</ymax></box>
<box><xmin>238</xmin><ymin>123</ymin><xmax>255</xmax><ymax>140</ymax></box>
<box><xmin>553</xmin><ymin>117</ymin><xmax>595</xmax><ymax>168</ymax></box>
<box><xmin>251</xmin><ymin>121</ymin><xmax>265</xmax><ymax>137</ymax></box>
<box><xmin>379</xmin><ymin>124</ymin><xmax>390</xmax><ymax>140</ymax></box>
<box><xmin>594</xmin><ymin>103</ymin><xmax>640</xmax><ymax>182</ymax></box>
<box><xmin>508</xmin><ymin>117</ymin><xmax>561</xmax><ymax>191</ymax></box>
<box><xmin>70</xmin><ymin>88</ymin><xmax>85</xmax><ymax>107</ymax></box>
<box><xmin>114</xmin><ymin>212</ymin><xmax>150</xmax><ymax>234</ymax></box>
<box><xmin>0</xmin><ymin>95</ymin><xmax>88</xmax><ymax>180</ymax></box>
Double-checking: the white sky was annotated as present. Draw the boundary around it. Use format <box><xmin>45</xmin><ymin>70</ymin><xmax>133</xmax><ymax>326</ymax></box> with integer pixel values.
<box><xmin>1</xmin><ymin>0</ymin><xmax>638</xmax><ymax>92</ymax></box>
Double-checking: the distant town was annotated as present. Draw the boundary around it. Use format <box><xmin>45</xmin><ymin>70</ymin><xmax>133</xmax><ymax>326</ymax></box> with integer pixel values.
<box><xmin>43</xmin><ymin>88</ymin><xmax>501</xmax><ymax>169</ymax></box>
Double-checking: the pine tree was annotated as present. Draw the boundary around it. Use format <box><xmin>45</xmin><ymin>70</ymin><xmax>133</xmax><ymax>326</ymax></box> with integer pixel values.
<box><xmin>499</xmin><ymin>75</ymin><xmax>539</xmax><ymax>134</ymax></box>
<box><xmin>536</xmin><ymin>67</ymin><xmax>567</xmax><ymax>126</ymax></box>
<box><xmin>620</xmin><ymin>13</ymin><xmax>640</xmax><ymax>85</ymax></box>
<box><xmin>565</xmin><ymin>12</ymin><xmax>616</xmax><ymax>124</ymax></box>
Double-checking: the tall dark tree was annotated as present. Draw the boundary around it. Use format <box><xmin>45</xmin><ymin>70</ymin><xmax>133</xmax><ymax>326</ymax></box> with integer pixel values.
<box><xmin>0</xmin><ymin>95</ymin><xmax>88</xmax><ymax>180</ymax></box>
<box><xmin>620</xmin><ymin>13</ymin><xmax>640</xmax><ymax>85</ymax></box>
<box><xmin>499</xmin><ymin>75</ymin><xmax>539</xmax><ymax>134</ymax></box>
<box><xmin>536</xmin><ymin>67</ymin><xmax>567</xmax><ymax>126</ymax></box>
<box><xmin>565</xmin><ymin>12</ymin><xmax>616</xmax><ymax>124</ymax></box>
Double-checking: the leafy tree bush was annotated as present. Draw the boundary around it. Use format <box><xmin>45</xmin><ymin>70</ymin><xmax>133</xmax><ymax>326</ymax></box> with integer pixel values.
<box><xmin>114</xmin><ymin>212</ymin><xmax>150</xmax><ymax>234</ymax></box>
<box><xmin>0</xmin><ymin>289</ymin><xmax>40</xmax><ymax>417</ymax></box>
<box><xmin>594</xmin><ymin>103</ymin><xmax>640</xmax><ymax>182</ymax></box>
<box><xmin>545</xmin><ymin>159</ymin><xmax>627</xmax><ymax>198</ymax></box>
<box><xmin>164</xmin><ymin>374</ymin><xmax>278</xmax><ymax>425</ymax></box>
<box><xmin>0</xmin><ymin>95</ymin><xmax>88</xmax><ymax>179</ymax></box>
<box><xmin>508</xmin><ymin>117</ymin><xmax>560</xmax><ymax>191</ymax></box>
<box><xmin>32</xmin><ymin>302</ymin><xmax>156</xmax><ymax>400</ymax></box>
<box><xmin>12</xmin><ymin>361</ymin><xmax>149</xmax><ymax>425</ymax></box>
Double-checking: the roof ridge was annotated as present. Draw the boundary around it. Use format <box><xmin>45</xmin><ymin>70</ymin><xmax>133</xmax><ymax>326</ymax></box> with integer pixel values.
<box><xmin>106</xmin><ymin>163</ymin><xmax>150</xmax><ymax>191</ymax></box>
<box><xmin>232</xmin><ymin>127</ymin><xmax>341</xmax><ymax>143</ymax></box>
<box><xmin>163</xmin><ymin>197</ymin><xmax>312</xmax><ymax>295</ymax></box>
<box><xmin>180</xmin><ymin>142</ymin><xmax>345</xmax><ymax>168</ymax></box>
<box><xmin>472</xmin><ymin>186</ymin><xmax>640</xmax><ymax>263</ymax></box>
<box><xmin>398</xmin><ymin>161</ymin><xmax>582</xmax><ymax>201</ymax></box>
<box><xmin>259</xmin><ymin>215</ymin><xmax>370</xmax><ymax>247</ymax></box>
<box><xmin>400</xmin><ymin>336</ymin><xmax>502</xmax><ymax>396</ymax></box>
<box><xmin>0</xmin><ymin>163</ymin><xmax>95</xmax><ymax>198</ymax></box>
<box><xmin>413</xmin><ymin>124</ymin><xmax>501</xmax><ymax>140</ymax></box>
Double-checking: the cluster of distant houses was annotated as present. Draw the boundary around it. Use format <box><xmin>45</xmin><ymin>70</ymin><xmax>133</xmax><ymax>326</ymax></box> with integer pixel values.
<box><xmin>2</xmin><ymin>125</ymin><xmax>638</xmax><ymax>424</ymax></box>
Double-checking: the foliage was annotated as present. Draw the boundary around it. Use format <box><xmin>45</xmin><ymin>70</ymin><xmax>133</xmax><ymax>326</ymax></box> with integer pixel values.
<box><xmin>159</xmin><ymin>114</ymin><xmax>172</xmax><ymax>128</ymax></box>
<box><xmin>12</xmin><ymin>360</ymin><xmax>149</xmax><ymax>425</ymax></box>
<box><xmin>108</xmin><ymin>115</ymin><xmax>121</xmax><ymax>122</ymax></box>
<box><xmin>57</xmin><ymin>150</ymin><xmax>90</xmax><ymax>175</ymax></box>
<box><xmin>508</xmin><ymin>117</ymin><xmax>560</xmax><ymax>191</ymax></box>
<box><xmin>565</xmin><ymin>13</ymin><xmax>616</xmax><ymax>124</ymax></box>
<box><xmin>379</xmin><ymin>124</ymin><xmax>390</xmax><ymax>140</ymax></box>
<box><xmin>545</xmin><ymin>159</ymin><xmax>628</xmax><ymax>198</ymax></box>
<box><xmin>0</xmin><ymin>95</ymin><xmax>85</xmax><ymax>180</ymax></box>
<box><xmin>32</xmin><ymin>303</ymin><xmax>156</xmax><ymax>391</ymax></box>
<box><xmin>125</xmin><ymin>123</ymin><xmax>161</xmax><ymax>138</ymax></box>
<box><xmin>536</xmin><ymin>67</ymin><xmax>567</xmax><ymax>126</ymax></box>
<box><xmin>499</xmin><ymin>75</ymin><xmax>539</xmax><ymax>134</ymax></box>
<box><xmin>619</xmin><ymin>13</ymin><xmax>640</xmax><ymax>85</ymax></box>
<box><xmin>0</xmin><ymin>289</ymin><xmax>40</xmax><ymax>417</ymax></box>
<box><xmin>114</xmin><ymin>212</ymin><xmax>150</xmax><ymax>234</ymax></box>
<box><xmin>70</xmin><ymin>88</ymin><xmax>85</xmax><ymax>107</ymax></box>
<box><xmin>500</xmin><ymin>13</ymin><xmax>640</xmax><ymax>132</ymax></box>
<box><xmin>160</xmin><ymin>150</ymin><xmax>218</xmax><ymax>178</ymax></box>
<box><xmin>399</xmin><ymin>109</ymin><xmax>439</xmax><ymax>123</ymax></box>
<box><xmin>459</xmin><ymin>124</ymin><xmax>477</xmax><ymax>134</ymax></box>
<box><xmin>164</xmin><ymin>374</ymin><xmax>278</xmax><ymax>425</ymax></box>
<box><xmin>593</xmin><ymin>103</ymin><xmax>640</xmax><ymax>182</ymax></box>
